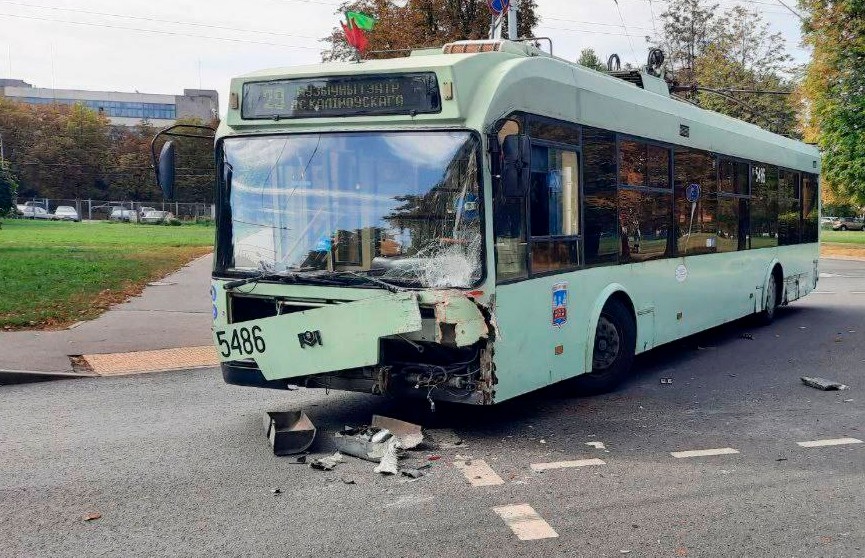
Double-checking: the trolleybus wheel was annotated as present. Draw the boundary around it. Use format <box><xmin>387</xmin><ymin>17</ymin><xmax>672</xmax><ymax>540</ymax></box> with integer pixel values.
<box><xmin>757</xmin><ymin>269</ymin><xmax>780</xmax><ymax>325</ymax></box>
<box><xmin>573</xmin><ymin>298</ymin><xmax>636</xmax><ymax>395</ymax></box>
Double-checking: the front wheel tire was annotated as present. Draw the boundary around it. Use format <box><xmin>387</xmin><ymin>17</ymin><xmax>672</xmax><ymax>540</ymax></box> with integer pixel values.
<box><xmin>572</xmin><ymin>299</ymin><xmax>636</xmax><ymax>395</ymax></box>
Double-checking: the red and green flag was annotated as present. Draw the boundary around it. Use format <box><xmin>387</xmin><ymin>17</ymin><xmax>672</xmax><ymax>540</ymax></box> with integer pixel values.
<box><xmin>342</xmin><ymin>11</ymin><xmax>376</xmax><ymax>53</ymax></box>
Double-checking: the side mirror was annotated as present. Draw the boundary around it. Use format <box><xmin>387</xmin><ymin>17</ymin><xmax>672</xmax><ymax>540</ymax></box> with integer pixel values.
<box><xmin>501</xmin><ymin>134</ymin><xmax>530</xmax><ymax>197</ymax></box>
<box><xmin>157</xmin><ymin>141</ymin><xmax>176</xmax><ymax>200</ymax></box>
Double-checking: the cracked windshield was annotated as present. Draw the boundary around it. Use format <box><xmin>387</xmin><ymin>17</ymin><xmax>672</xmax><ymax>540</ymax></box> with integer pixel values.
<box><xmin>224</xmin><ymin>132</ymin><xmax>482</xmax><ymax>288</ymax></box>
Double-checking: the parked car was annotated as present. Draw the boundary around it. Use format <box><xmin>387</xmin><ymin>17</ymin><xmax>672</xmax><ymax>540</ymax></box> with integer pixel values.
<box><xmin>139</xmin><ymin>210</ymin><xmax>173</xmax><ymax>224</ymax></box>
<box><xmin>109</xmin><ymin>207</ymin><xmax>135</xmax><ymax>222</ymax></box>
<box><xmin>53</xmin><ymin>206</ymin><xmax>80</xmax><ymax>222</ymax></box>
<box><xmin>821</xmin><ymin>216</ymin><xmax>839</xmax><ymax>226</ymax></box>
<box><xmin>832</xmin><ymin>217</ymin><xmax>865</xmax><ymax>231</ymax></box>
<box><xmin>20</xmin><ymin>206</ymin><xmax>55</xmax><ymax>220</ymax></box>
<box><xmin>138</xmin><ymin>206</ymin><xmax>157</xmax><ymax>217</ymax></box>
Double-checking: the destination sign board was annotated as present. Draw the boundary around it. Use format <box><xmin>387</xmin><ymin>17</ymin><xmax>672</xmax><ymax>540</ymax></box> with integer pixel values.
<box><xmin>241</xmin><ymin>73</ymin><xmax>441</xmax><ymax>119</ymax></box>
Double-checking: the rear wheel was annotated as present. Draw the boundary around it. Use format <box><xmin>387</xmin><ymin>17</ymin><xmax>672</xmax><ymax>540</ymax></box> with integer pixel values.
<box><xmin>840</xmin><ymin>225</ymin><xmax>848</xmax><ymax>231</ymax></box>
<box><xmin>757</xmin><ymin>270</ymin><xmax>780</xmax><ymax>325</ymax></box>
<box><xmin>572</xmin><ymin>299</ymin><xmax>636</xmax><ymax>395</ymax></box>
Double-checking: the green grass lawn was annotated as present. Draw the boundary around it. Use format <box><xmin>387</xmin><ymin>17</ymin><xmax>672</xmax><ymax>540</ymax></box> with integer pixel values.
<box><xmin>0</xmin><ymin>220</ymin><xmax>213</xmax><ymax>329</ymax></box>
<box><xmin>822</xmin><ymin>230</ymin><xmax>865</xmax><ymax>245</ymax></box>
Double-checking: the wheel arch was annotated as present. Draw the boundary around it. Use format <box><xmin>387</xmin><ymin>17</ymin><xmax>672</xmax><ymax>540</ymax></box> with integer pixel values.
<box><xmin>761</xmin><ymin>259</ymin><xmax>784</xmax><ymax>309</ymax></box>
<box><xmin>584</xmin><ymin>284</ymin><xmax>637</xmax><ymax>372</ymax></box>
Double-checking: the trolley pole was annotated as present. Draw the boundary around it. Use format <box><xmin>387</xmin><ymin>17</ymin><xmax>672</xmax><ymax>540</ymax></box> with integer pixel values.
<box><xmin>508</xmin><ymin>0</ymin><xmax>519</xmax><ymax>40</ymax></box>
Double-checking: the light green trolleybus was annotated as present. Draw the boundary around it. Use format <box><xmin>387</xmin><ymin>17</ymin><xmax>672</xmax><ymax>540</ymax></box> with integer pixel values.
<box><xmin>156</xmin><ymin>39</ymin><xmax>820</xmax><ymax>406</ymax></box>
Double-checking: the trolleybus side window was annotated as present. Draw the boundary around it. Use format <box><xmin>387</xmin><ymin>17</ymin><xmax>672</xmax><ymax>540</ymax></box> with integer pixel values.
<box><xmin>717</xmin><ymin>158</ymin><xmax>750</xmax><ymax>252</ymax></box>
<box><xmin>750</xmin><ymin>164</ymin><xmax>779</xmax><ymax>249</ymax></box>
<box><xmin>618</xmin><ymin>138</ymin><xmax>673</xmax><ymax>262</ymax></box>
<box><xmin>494</xmin><ymin>117</ymin><xmax>529</xmax><ymax>282</ymax></box>
<box><xmin>778</xmin><ymin>169</ymin><xmax>801</xmax><ymax>245</ymax></box>
<box><xmin>674</xmin><ymin>148</ymin><xmax>718</xmax><ymax>256</ymax></box>
<box><xmin>529</xmin><ymin>144</ymin><xmax>580</xmax><ymax>274</ymax></box>
<box><xmin>582</xmin><ymin>126</ymin><xmax>619</xmax><ymax>267</ymax></box>
<box><xmin>802</xmin><ymin>173</ymin><xmax>819</xmax><ymax>243</ymax></box>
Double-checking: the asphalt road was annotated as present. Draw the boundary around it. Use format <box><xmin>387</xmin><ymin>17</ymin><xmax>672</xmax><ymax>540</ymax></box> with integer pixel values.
<box><xmin>2</xmin><ymin>259</ymin><xmax>864</xmax><ymax>558</ymax></box>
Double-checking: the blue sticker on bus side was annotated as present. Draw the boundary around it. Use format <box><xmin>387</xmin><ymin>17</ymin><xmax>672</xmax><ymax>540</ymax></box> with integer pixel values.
<box><xmin>686</xmin><ymin>183</ymin><xmax>701</xmax><ymax>203</ymax></box>
<box><xmin>552</xmin><ymin>282</ymin><xmax>568</xmax><ymax>328</ymax></box>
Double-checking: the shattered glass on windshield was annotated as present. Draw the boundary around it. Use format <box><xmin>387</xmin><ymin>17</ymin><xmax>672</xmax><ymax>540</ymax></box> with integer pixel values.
<box><xmin>222</xmin><ymin>131</ymin><xmax>483</xmax><ymax>288</ymax></box>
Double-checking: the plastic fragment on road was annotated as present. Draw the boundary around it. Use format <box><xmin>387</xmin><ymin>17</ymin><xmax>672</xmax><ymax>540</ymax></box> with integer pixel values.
<box><xmin>374</xmin><ymin>439</ymin><xmax>401</xmax><ymax>475</ymax></box>
<box><xmin>401</xmin><ymin>468</ymin><xmax>425</xmax><ymax>479</ymax></box>
<box><xmin>424</xmin><ymin>428</ymin><xmax>464</xmax><ymax>449</ymax></box>
<box><xmin>585</xmin><ymin>441</ymin><xmax>606</xmax><ymax>450</ymax></box>
<box><xmin>660</xmin><ymin>378</ymin><xmax>674</xmax><ymax>384</ymax></box>
<box><xmin>801</xmin><ymin>376</ymin><xmax>849</xmax><ymax>391</ymax></box>
<box><xmin>371</xmin><ymin>415</ymin><xmax>424</xmax><ymax>449</ymax></box>
<box><xmin>335</xmin><ymin>426</ymin><xmax>397</xmax><ymax>462</ymax></box>
<box><xmin>263</xmin><ymin>411</ymin><xmax>317</xmax><ymax>456</ymax></box>
<box><xmin>309</xmin><ymin>452</ymin><xmax>345</xmax><ymax>471</ymax></box>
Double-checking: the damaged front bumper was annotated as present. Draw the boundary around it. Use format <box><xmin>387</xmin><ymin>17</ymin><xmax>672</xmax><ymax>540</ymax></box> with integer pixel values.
<box><xmin>213</xmin><ymin>283</ymin><xmax>498</xmax><ymax>404</ymax></box>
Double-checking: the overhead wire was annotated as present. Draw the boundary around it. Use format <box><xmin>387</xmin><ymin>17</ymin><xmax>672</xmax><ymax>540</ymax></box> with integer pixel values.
<box><xmin>611</xmin><ymin>0</ymin><xmax>640</xmax><ymax>64</ymax></box>
<box><xmin>0</xmin><ymin>12</ymin><xmax>321</xmax><ymax>50</ymax></box>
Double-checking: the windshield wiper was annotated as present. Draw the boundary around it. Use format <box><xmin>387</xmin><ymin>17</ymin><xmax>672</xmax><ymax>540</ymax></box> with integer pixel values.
<box><xmin>223</xmin><ymin>270</ymin><xmax>345</xmax><ymax>290</ymax></box>
<box><xmin>330</xmin><ymin>271</ymin><xmax>403</xmax><ymax>293</ymax></box>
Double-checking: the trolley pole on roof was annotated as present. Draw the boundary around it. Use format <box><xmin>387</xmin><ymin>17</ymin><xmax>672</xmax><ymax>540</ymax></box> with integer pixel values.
<box><xmin>508</xmin><ymin>0</ymin><xmax>519</xmax><ymax>40</ymax></box>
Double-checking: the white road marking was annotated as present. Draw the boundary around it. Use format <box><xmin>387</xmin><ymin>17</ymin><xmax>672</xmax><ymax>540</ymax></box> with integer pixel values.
<box><xmin>671</xmin><ymin>447</ymin><xmax>740</xmax><ymax>458</ymax></box>
<box><xmin>493</xmin><ymin>504</ymin><xmax>559</xmax><ymax>541</ymax></box>
<box><xmin>530</xmin><ymin>459</ymin><xmax>606</xmax><ymax>472</ymax></box>
<box><xmin>819</xmin><ymin>273</ymin><xmax>837</xmax><ymax>278</ymax></box>
<box><xmin>797</xmin><ymin>438</ymin><xmax>863</xmax><ymax>448</ymax></box>
<box><xmin>453</xmin><ymin>459</ymin><xmax>504</xmax><ymax>486</ymax></box>
<box><xmin>585</xmin><ymin>441</ymin><xmax>606</xmax><ymax>449</ymax></box>
<box><xmin>812</xmin><ymin>291</ymin><xmax>836</xmax><ymax>294</ymax></box>
<box><xmin>850</xmin><ymin>292</ymin><xmax>865</xmax><ymax>295</ymax></box>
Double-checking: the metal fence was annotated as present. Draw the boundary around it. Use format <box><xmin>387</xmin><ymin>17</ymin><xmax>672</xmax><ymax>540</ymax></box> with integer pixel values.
<box><xmin>13</xmin><ymin>198</ymin><xmax>214</xmax><ymax>222</ymax></box>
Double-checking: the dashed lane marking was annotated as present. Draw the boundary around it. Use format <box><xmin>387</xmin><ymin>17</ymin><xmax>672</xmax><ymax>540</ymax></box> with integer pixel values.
<box><xmin>797</xmin><ymin>438</ymin><xmax>863</xmax><ymax>448</ymax></box>
<box><xmin>493</xmin><ymin>504</ymin><xmax>559</xmax><ymax>541</ymax></box>
<box><xmin>811</xmin><ymin>291</ymin><xmax>836</xmax><ymax>294</ymax></box>
<box><xmin>850</xmin><ymin>292</ymin><xmax>865</xmax><ymax>295</ymax></box>
<box><xmin>671</xmin><ymin>447</ymin><xmax>740</xmax><ymax>458</ymax></box>
<box><xmin>453</xmin><ymin>459</ymin><xmax>504</xmax><ymax>487</ymax></box>
<box><xmin>530</xmin><ymin>459</ymin><xmax>606</xmax><ymax>472</ymax></box>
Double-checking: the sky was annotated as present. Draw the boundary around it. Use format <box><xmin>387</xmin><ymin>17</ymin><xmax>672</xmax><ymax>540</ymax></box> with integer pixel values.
<box><xmin>0</xmin><ymin>0</ymin><xmax>809</xmax><ymax>116</ymax></box>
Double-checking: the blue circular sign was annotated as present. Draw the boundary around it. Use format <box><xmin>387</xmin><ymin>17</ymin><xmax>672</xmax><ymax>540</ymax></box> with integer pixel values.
<box><xmin>488</xmin><ymin>0</ymin><xmax>510</xmax><ymax>15</ymax></box>
<box><xmin>210</xmin><ymin>285</ymin><xmax>217</xmax><ymax>301</ymax></box>
<box><xmin>686</xmin><ymin>183</ymin><xmax>701</xmax><ymax>203</ymax></box>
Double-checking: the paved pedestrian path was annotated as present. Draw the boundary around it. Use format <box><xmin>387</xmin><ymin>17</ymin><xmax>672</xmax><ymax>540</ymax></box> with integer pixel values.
<box><xmin>0</xmin><ymin>254</ymin><xmax>214</xmax><ymax>381</ymax></box>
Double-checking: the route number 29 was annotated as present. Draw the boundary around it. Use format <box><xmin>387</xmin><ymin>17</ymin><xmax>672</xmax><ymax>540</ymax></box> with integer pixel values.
<box><xmin>216</xmin><ymin>326</ymin><xmax>266</xmax><ymax>358</ymax></box>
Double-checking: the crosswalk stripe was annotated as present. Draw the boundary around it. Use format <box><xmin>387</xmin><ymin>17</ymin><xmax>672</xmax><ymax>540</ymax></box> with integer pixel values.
<box><xmin>453</xmin><ymin>459</ymin><xmax>504</xmax><ymax>486</ymax></box>
<box><xmin>530</xmin><ymin>459</ymin><xmax>606</xmax><ymax>472</ymax></box>
<box><xmin>493</xmin><ymin>504</ymin><xmax>558</xmax><ymax>540</ymax></box>
<box><xmin>797</xmin><ymin>438</ymin><xmax>863</xmax><ymax>448</ymax></box>
<box><xmin>671</xmin><ymin>447</ymin><xmax>740</xmax><ymax>458</ymax></box>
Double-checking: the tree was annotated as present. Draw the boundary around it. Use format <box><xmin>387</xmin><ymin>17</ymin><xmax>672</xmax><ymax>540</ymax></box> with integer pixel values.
<box><xmin>799</xmin><ymin>0</ymin><xmax>865</xmax><ymax>206</ymax></box>
<box><xmin>577</xmin><ymin>48</ymin><xmax>607</xmax><ymax>72</ymax></box>
<box><xmin>648</xmin><ymin>0</ymin><xmax>798</xmax><ymax>137</ymax></box>
<box><xmin>322</xmin><ymin>0</ymin><xmax>539</xmax><ymax>61</ymax></box>
<box><xmin>0</xmin><ymin>165</ymin><xmax>17</xmax><ymax>215</ymax></box>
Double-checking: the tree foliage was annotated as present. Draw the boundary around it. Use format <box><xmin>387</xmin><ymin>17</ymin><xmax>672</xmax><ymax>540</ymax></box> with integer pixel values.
<box><xmin>577</xmin><ymin>48</ymin><xmax>607</xmax><ymax>72</ymax></box>
<box><xmin>649</xmin><ymin>0</ymin><xmax>798</xmax><ymax>136</ymax></box>
<box><xmin>799</xmin><ymin>0</ymin><xmax>865</xmax><ymax>206</ymax></box>
<box><xmin>0</xmin><ymin>165</ymin><xmax>17</xmax><ymax>215</ymax></box>
<box><xmin>0</xmin><ymin>98</ymin><xmax>217</xmax><ymax>202</ymax></box>
<box><xmin>322</xmin><ymin>0</ymin><xmax>539</xmax><ymax>61</ymax></box>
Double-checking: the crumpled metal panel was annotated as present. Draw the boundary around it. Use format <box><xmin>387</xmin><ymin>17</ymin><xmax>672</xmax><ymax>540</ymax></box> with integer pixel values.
<box><xmin>425</xmin><ymin>290</ymin><xmax>489</xmax><ymax>347</ymax></box>
<box><xmin>213</xmin><ymin>291</ymin><xmax>422</xmax><ymax>381</ymax></box>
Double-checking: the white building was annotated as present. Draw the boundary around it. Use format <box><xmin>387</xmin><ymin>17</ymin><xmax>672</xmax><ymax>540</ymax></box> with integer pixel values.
<box><xmin>0</xmin><ymin>79</ymin><xmax>218</xmax><ymax>127</ymax></box>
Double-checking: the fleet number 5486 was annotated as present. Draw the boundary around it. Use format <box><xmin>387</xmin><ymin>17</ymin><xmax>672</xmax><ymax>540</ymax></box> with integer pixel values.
<box><xmin>216</xmin><ymin>327</ymin><xmax>266</xmax><ymax>358</ymax></box>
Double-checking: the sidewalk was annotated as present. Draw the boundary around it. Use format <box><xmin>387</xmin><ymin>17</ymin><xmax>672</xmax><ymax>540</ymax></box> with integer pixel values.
<box><xmin>0</xmin><ymin>254</ymin><xmax>215</xmax><ymax>379</ymax></box>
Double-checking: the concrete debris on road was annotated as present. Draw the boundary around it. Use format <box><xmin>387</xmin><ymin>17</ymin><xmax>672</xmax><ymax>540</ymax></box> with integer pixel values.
<box><xmin>83</xmin><ymin>512</ymin><xmax>102</xmax><ymax>522</ymax></box>
<box><xmin>373</xmin><ymin>439</ymin><xmax>401</xmax><ymax>475</ymax></box>
<box><xmin>309</xmin><ymin>452</ymin><xmax>345</xmax><ymax>471</ymax></box>
<box><xmin>801</xmin><ymin>376</ymin><xmax>850</xmax><ymax>391</ymax></box>
<box><xmin>586</xmin><ymin>441</ymin><xmax>606</xmax><ymax>450</ymax></box>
